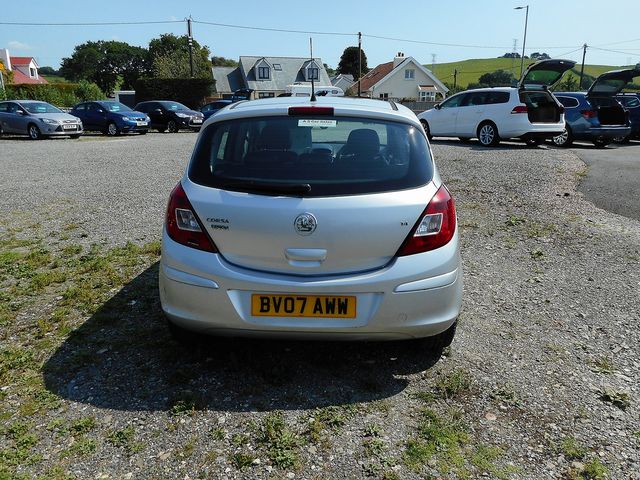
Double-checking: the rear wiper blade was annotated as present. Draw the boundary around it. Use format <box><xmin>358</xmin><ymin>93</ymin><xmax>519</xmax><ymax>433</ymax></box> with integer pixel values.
<box><xmin>219</xmin><ymin>180</ymin><xmax>311</xmax><ymax>196</ymax></box>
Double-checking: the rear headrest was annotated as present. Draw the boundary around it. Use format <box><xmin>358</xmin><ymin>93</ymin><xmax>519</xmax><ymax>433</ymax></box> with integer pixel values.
<box><xmin>345</xmin><ymin>128</ymin><xmax>380</xmax><ymax>158</ymax></box>
<box><xmin>257</xmin><ymin>124</ymin><xmax>291</xmax><ymax>150</ymax></box>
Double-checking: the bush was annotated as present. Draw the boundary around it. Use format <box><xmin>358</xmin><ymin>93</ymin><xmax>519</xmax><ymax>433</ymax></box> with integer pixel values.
<box><xmin>134</xmin><ymin>77</ymin><xmax>215</xmax><ymax>109</ymax></box>
<box><xmin>4</xmin><ymin>82</ymin><xmax>105</xmax><ymax>107</ymax></box>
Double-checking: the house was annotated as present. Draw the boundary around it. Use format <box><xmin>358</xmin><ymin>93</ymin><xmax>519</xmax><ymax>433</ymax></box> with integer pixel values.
<box><xmin>331</xmin><ymin>73</ymin><xmax>355</xmax><ymax>92</ymax></box>
<box><xmin>355</xmin><ymin>52</ymin><xmax>447</xmax><ymax>101</ymax></box>
<box><xmin>212</xmin><ymin>56</ymin><xmax>331</xmax><ymax>99</ymax></box>
<box><xmin>0</xmin><ymin>48</ymin><xmax>48</xmax><ymax>85</ymax></box>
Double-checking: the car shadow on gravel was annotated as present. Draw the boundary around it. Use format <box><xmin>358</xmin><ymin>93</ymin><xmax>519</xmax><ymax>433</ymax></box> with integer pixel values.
<box><xmin>43</xmin><ymin>263</ymin><xmax>441</xmax><ymax>413</ymax></box>
<box><xmin>430</xmin><ymin>138</ymin><xmax>548</xmax><ymax>151</ymax></box>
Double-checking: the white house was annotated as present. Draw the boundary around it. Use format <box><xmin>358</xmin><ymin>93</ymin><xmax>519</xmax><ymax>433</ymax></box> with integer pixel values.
<box><xmin>0</xmin><ymin>49</ymin><xmax>48</xmax><ymax>85</ymax></box>
<box><xmin>357</xmin><ymin>53</ymin><xmax>447</xmax><ymax>101</ymax></box>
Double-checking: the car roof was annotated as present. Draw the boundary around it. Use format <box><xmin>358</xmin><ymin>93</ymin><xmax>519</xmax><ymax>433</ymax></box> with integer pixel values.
<box><xmin>208</xmin><ymin>96</ymin><xmax>419</xmax><ymax>125</ymax></box>
<box><xmin>454</xmin><ymin>87</ymin><xmax>513</xmax><ymax>94</ymax></box>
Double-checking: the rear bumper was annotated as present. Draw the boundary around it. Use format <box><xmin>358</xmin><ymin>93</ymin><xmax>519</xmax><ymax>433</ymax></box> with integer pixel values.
<box><xmin>159</xmin><ymin>229</ymin><xmax>463</xmax><ymax>340</ymax></box>
<box><xmin>498</xmin><ymin>117</ymin><xmax>565</xmax><ymax>140</ymax></box>
<box><xmin>574</xmin><ymin>125</ymin><xmax>631</xmax><ymax>141</ymax></box>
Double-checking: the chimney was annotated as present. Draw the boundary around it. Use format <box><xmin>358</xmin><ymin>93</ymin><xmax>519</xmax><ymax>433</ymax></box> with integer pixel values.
<box><xmin>0</xmin><ymin>49</ymin><xmax>11</xmax><ymax>71</ymax></box>
<box><xmin>393</xmin><ymin>52</ymin><xmax>405</xmax><ymax>68</ymax></box>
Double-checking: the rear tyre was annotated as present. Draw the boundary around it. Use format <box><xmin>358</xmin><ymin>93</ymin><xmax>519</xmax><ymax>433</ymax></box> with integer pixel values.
<box><xmin>0</xmin><ymin>124</ymin><xmax>3</xmax><ymax>136</ymax></box>
<box><xmin>28</xmin><ymin>124</ymin><xmax>42</xmax><ymax>140</ymax></box>
<box><xmin>139</xmin><ymin>130</ymin><xmax>147</xmax><ymax>135</ymax></box>
<box><xmin>612</xmin><ymin>135</ymin><xmax>629</xmax><ymax>144</ymax></box>
<box><xmin>106</xmin><ymin>122</ymin><xmax>119</xmax><ymax>136</ymax></box>
<box><xmin>552</xmin><ymin>126</ymin><xmax>573</xmax><ymax>147</ymax></box>
<box><xmin>415</xmin><ymin>321</ymin><xmax>458</xmax><ymax>356</ymax></box>
<box><xmin>70</xmin><ymin>134</ymin><xmax>81</xmax><ymax>139</ymax></box>
<box><xmin>420</xmin><ymin>120</ymin><xmax>433</xmax><ymax>141</ymax></box>
<box><xmin>525</xmin><ymin>138</ymin><xmax>543</xmax><ymax>147</ymax></box>
<box><xmin>477</xmin><ymin>122</ymin><xmax>500</xmax><ymax>147</ymax></box>
<box><xmin>167</xmin><ymin>120</ymin><xmax>179</xmax><ymax>133</ymax></box>
<box><xmin>593</xmin><ymin>138</ymin><xmax>609</xmax><ymax>148</ymax></box>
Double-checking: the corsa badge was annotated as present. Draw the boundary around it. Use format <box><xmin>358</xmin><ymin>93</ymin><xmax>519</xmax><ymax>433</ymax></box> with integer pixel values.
<box><xmin>294</xmin><ymin>213</ymin><xmax>317</xmax><ymax>236</ymax></box>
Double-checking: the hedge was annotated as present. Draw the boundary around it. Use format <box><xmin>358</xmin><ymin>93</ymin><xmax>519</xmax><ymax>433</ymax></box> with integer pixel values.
<box><xmin>4</xmin><ymin>81</ymin><xmax>105</xmax><ymax>107</ymax></box>
<box><xmin>134</xmin><ymin>77</ymin><xmax>215</xmax><ymax>109</ymax></box>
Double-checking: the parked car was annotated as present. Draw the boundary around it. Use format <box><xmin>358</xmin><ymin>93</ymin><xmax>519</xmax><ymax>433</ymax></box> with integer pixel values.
<box><xmin>133</xmin><ymin>101</ymin><xmax>204</xmax><ymax>133</ymax></box>
<box><xmin>552</xmin><ymin>66</ymin><xmax>639</xmax><ymax>147</ymax></box>
<box><xmin>160</xmin><ymin>96</ymin><xmax>462</xmax><ymax>349</ymax></box>
<box><xmin>0</xmin><ymin>100</ymin><xmax>83</xmax><ymax>140</ymax></box>
<box><xmin>417</xmin><ymin>59</ymin><xmax>575</xmax><ymax>146</ymax></box>
<box><xmin>70</xmin><ymin>100</ymin><xmax>150</xmax><ymax>136</ymax></box>
<box><xmin>200</xmin><ymin>100</ymin><xmax>234</xmax><ymax>120</ymax></box>
<box><xmin>614</xmin><ymin>92</ymin><xmax>640</xmax><ymax>141</ymax></box>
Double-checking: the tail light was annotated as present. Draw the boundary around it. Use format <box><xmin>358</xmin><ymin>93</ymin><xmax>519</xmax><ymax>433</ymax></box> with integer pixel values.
<box><xmin>396</xmin><ymin>185</ymin><xmax>456</xmax><ymax>256</ymax></box>
<box><xmin>511</xmin><ymin>105</ymin><xmax>528</xmax><ymax>114</ymax></box>
<box><xmin>581</xmin><ymin>109</ymin><xmax>597</xmax><ymax>119</ymax></box>
<box><xmin>165</xmin><ymin>182</ymin><xmax>217</xmax><ymax>252</ymax></box>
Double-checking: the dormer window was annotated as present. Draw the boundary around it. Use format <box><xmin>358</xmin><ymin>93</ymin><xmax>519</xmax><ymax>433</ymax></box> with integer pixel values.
<box><xmin>308</xmin><ymin>67</ymin><xmax>319</xmax><ymax>80</ymax></box>
<box><xmin>258</xmin><ymin>66</ymin><xmax>270</xmax><ymax>80</ymax></box>
<box><xmin>29</xmin><ymin>67</ymin><xmax>36</xmax><ymax>78</ymax></box>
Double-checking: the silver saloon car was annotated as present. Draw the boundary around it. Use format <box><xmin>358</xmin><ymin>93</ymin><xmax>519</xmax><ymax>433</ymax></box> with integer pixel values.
<box><xmin>159</xmin><ymin>96</ymin><xmax>462</xmax><ymax>349</ymax></box>
<box><xmin>0</xmin><ymin>100</ymin><xmax>83</xmax><ymax>139</ymax></box>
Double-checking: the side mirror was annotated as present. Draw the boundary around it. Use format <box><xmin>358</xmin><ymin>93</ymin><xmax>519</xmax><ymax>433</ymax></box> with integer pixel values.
<box><xmin>97</xmin><ymin>108</ymin><xmax>105</xmax><ymax>114</ymax></box>
<box><xmin>154</xmin><ymin>109</ymin><xmax>163</xmax><ymax>114</ymax></box>
<box><xmin>434</xmin><ymin>103</ymin><xmax>441</xmax><ymax>110</ymax></box>
<box><xmin>16</xmin><ymin>109</ymin><xmax>25</xmax><ymax>115</ymax></box>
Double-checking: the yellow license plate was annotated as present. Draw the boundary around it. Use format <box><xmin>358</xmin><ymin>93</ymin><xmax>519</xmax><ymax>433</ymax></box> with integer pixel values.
<box><xmin>251</xmin><ymin>294</ymin><xmax>357</xmax><ymax>318</ymax></box>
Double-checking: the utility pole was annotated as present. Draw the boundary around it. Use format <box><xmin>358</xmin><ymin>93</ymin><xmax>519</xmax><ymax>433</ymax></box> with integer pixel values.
<box><xmin>453</xmin><ymin>69</ymin><xmax>457</xmax><ymax>92</ymax></box>
<box><xmin>187</xmin><ymin>17</ymin><xmax>194</xmax><ymax>78</ymax></box>
<box><xmin>431</xmin><ymin>54</ymin><xmax>436</xmax><ymax>73</ymax></box>
<box><xmin>515</xmin><ymin>5</ymin><xmax>529</xmax><ymax>78</ymax></box>
<box><xmin>357</xmin><ymin>32</ymin><xmax>362</xmax><ymax>97</ymax></box>
<box><xmin>579</xmin><ymin>43</ymin><xmax>587</xmax><ymax>90</ymax></box>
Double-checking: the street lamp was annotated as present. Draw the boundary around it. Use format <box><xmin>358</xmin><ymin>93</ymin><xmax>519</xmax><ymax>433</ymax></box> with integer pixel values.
<box><xmin>515</xmin><ymin>5</ymin><xmax>529</xmax><ymax>78</ymax></box>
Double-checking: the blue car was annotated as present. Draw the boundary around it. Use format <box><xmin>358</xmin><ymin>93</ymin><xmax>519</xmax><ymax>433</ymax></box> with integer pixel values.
<box><xmin>200</xmin><ymin>100</ymin><xmax>233</xmax><ymax>120</ymax></box>
<box><xmin>552</xmin><ymin>65</ymin><xmax>639</xmax><ymax>147</ymax></box>
<box><xmin>615</xmin><ymin>93</ymin><xmax>640</xmax><ymax>141</ymax></box>
<box><xmin>70</xmin><ymin>100</ymin><xmax>150</xmax><ymax>136</ymax></box>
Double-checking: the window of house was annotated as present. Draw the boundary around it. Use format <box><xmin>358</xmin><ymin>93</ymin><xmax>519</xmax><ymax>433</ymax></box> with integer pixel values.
<box><xmin>419</xmin><ymin>91</ymin><xmax>435</xmax><ymax>102</ymax></box>
<box><xmin>405</xmin><ymin>69</ymin><xmax>415</xmax><ymax>80</ymax></box>
<box><xmin>258</xmin><ymin>66</ymin><xmax>270</xmax><ymax>80</ymax></box>
<box><xmin>29</xmin><ymin>67</ymin><xmax>36</xmax><ymax>78</ymax></box>
<box><xmin>273</xmin><ymin>64</ymin><xmax>282</xmax><ymax>71</ymax></box>
<box><xmin>258</xmin><ymin>92</ymin><xmax>275</xmax><ymax>99</ymax></box>
<box><xmin>308</xmin><ymin>67</ymin><xmax>319</xmax><ymax>80</ymax></box>
<box><xmin>379</xmin><ymin>93</ymin><xmax>389</xmax><ymax>100</ymax></box>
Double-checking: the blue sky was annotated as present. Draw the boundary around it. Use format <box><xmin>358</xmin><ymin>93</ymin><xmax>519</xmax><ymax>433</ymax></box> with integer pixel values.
<box><xmin>1</xmin><ymin>0</ymin><xmax>639</xmax><ymax>70</ymax></box>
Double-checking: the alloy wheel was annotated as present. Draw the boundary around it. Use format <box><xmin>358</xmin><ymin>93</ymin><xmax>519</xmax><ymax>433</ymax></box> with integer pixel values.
<box><xmin>478</xmin><ymin>124</ymin><xmax>495</xmax><ymax>146</ymax></box>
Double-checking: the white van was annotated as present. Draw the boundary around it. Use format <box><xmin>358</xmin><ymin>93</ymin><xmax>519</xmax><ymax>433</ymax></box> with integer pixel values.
<box><xmin>286</xmin><ymin>84</ymin><xmax>344</xmax><ymax>97</ymax></box>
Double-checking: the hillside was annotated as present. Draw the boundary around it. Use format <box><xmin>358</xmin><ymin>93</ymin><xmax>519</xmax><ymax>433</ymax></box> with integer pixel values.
<box><xmin>428</xmin><ymin>58</ymin><xmax>633</xmax><ymax>89</ymax></box>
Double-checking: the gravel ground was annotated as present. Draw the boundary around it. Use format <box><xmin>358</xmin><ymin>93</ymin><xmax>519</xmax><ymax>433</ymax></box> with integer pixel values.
<box><xmin>0</xmin><ymin>133</ymin><xmax>639</xmax><ymax>479</ymax></box>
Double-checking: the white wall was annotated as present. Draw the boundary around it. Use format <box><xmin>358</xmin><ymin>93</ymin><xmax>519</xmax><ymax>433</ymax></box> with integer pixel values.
<box><xmin>373</xmin><ymin>62</ymin><xmax>445</xmax><ymax>101</ymax></box>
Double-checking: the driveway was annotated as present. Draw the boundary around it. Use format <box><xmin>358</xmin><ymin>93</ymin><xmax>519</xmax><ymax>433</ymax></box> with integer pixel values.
<box><xmin>575</xmin><ymin>142</ymin><xmax>640</xmax><ymax>222</ymax></box>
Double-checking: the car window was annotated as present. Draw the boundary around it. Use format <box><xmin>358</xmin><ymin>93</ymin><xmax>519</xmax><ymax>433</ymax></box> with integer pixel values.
<box><xmin>440</xmin><ymin>94</ymin><xmax>464</xmax><ymax>109</ymax></box>
<box><xmin>0</xmin><ymin>103</ymin><xmax>9</xmax><ymax>113</ymax></box>
<box><xmin>461</xmin><ymin>92</ymin><xmax>487</xmax><ymax>107</ymax></box>
<box><xmin>160</xmin><ymin>101</ymin><xmax>189</xmax><ymax>111</ymax></box>
<box><xmin>74</xmin><ymin>103</ymin><xmax>86</xmax><ymax>112</ymax></box>
<box><xmin>101</xmin><ymin>101</ymin><xmax>132</xmax><ymax>113</ymax></box>
<box><xmin>555</xmin><ymin>96</ymin><xmax>580</xmax><ymax>108</ymax></box>
<box><xmin>189</xmin><ymin>116</ymin><xmax>433</xmax><ymax>197</ymax></box>
<box><xmin>617</xmin><ymin>96</ymin><xmax>640</xmax><ymax>108</ymax></box>
<box><xmin>22</xmin><ymin>102</ymin><xmax>62</xmax><ymax>114</ymax></box>
<box><xmin>486</xmin><ymin>91</ymin><xmax>510</xmax><ymax>104</ymax></box>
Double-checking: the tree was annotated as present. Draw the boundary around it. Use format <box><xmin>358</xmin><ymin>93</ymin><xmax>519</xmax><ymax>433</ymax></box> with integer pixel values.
<box><xmin>324</xmin><ymin>63</ymin><xmax>336</xmax><ymax>77</ymax></box>
<box><xmin>38</xmin><ymin>66</ymin><xmax>60</xmax><ymax>76</ymax></box>
<box><xmin>211</xmin><ymin>56</ymin><xmax>238</xmax><ymax>67</ymax></box>
<box><xmin>337</xmin><ymin>46</ymin><xmax>369</xmax><ymax>80</ymax></box>
<box><xmin>530</xmin><ymin>52</ymin><xmax>551</xmax><ymax>60</ymax></box>
<box><xmin>468</xmin><ymin>69</ymin><xmax>514</xmax><ymax>88</ymax></box>
<box><xmin>60</xmin><ymin>41</ymin><xmax>149</xmax><ymax>94</ymax></box>
<box><xmin>148</xmin><ymin>34</ymin><xmax>212</xmax><ymax>78</ymax></box>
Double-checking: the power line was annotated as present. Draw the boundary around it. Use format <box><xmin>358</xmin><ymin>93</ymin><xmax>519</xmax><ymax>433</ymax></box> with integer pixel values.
<box><xmin>590</xmin><ymin>46</ymin><xmax>640</xmax><ymax>57</ymax></box>
<box><xmin>0</xmin><ymin>20</ymin><xmax>183</xmax><ymax>26</ymax></box>
<box><xmin>193</xmin><ymin>20</ymin><xmax>354</xmax><ymax>37</ymax></box>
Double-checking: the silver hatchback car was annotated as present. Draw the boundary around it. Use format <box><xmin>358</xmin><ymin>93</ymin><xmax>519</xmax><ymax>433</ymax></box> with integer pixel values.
<box><xmin>0</xmin><ymin>100</ymin><xmax>83</xmax><ymax>139</ymax></box>
<box><xmin>159</xmin><ymin>96</ymin><xmax>462</xmax><ymax>349</ymax></box>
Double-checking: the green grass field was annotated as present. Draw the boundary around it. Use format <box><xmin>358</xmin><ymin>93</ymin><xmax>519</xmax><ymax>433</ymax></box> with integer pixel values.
<box><xmin>428</xmin><ymin>58</ymin><xmax>634</xmax><ymax>89</ymax></box>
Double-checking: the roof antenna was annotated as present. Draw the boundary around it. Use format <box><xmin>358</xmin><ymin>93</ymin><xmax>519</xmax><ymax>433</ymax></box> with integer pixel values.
<box><xmin>310</xmin><ymin>37</ymin><xmax>317</xmax><ymax>102</ymax></box>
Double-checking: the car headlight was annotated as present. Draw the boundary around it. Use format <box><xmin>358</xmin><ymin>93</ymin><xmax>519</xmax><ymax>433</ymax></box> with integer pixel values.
<box><xmin>176</xmin><ymin>113</ymin><xmax>189</xmax><ymax>118</ymax></box>
<box><xmin>121</xmin><ymin>116</ymin><xmax>132</xmax><ymax>121</ymax></box>
<box><xmin>145</xmin><ymin>116</ymin><xmax>151</xmax><ymax>122</ymax></box>
<box><xmin>41</xmin><ymin>118</ymin><xmax>58</xmax><ymax>125</ymax></box>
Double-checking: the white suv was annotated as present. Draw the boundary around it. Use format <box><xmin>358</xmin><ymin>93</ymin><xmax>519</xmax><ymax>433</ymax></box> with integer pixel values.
<box><xmin>159</xmin><ymin>96</ymin><xmax>462</xmax><ymax>349</ymax></box>
<box><xmin>418</xmin><ymin>59</ymin><xmax>575</xmax><ymax>146</ymax></box>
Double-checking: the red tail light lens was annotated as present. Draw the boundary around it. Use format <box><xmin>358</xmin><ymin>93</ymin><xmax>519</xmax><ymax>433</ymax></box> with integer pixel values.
<box><xmin>397</xmin><ymin>185</ymin><xmax>456</xmax><ymax>256</ymax></box>
<box><xmin>165</xmin><ymin>182</ymin><xmax>217</xmax><ymax>252</ymax></box>
<box><xmin>581</xmin><ymin>109</ymin><xmax>597</xmax><ymax>119</ymax></box>
<box><xmin>511</xmin><ymin>105</ymin><xmax>528</xmax><ymax>114</ymax></box>
<box><xmin>288</xmin><ymin>106</ymin><xmax>335</xmax><ymax>116</ymax></box>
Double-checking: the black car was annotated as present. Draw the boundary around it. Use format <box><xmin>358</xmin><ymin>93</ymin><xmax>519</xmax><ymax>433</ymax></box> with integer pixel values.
<box><xmin>615</xmin><ymin>93</ymin><xmax>640</xmax><ymax>141</ymax></box>
<box><xmin>133</xmin><ymin>101</ymin><xmax>204</xmax><ymax>133</ymax></box>
<box><xmin>70</xmin><ymin>100</ymin><xmax>149</xmax><ymax>136</ymax></box>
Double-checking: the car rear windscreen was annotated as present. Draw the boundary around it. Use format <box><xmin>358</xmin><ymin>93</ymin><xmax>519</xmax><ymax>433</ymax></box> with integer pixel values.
<box><xmin>188</xmin><ymin>116</ymin><xmax>433</xmax><ymax>197</ymax></box>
